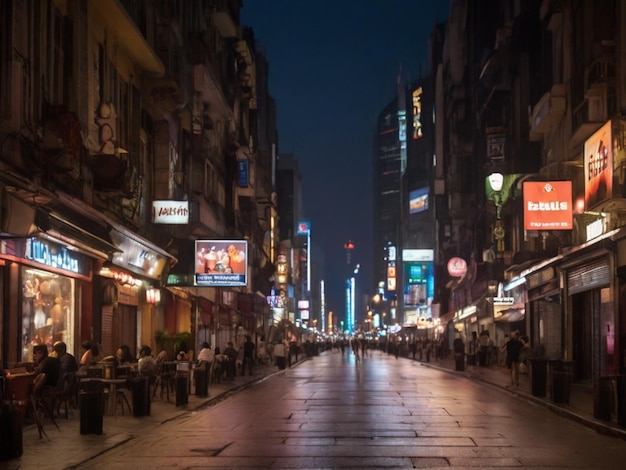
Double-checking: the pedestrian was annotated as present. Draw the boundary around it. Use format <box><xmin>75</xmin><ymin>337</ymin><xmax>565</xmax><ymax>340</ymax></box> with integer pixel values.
<box><xmin>453</xmin><ymin>334</ymin><xmax>465</xmax><ymax>371</ymax></box>
<box><xmin>288</xmin><ymin>341</ymin><xmax>297</xmax><ymax>366</ymax></box>
<box><xmin>500</xmin><ymin>334</ymin><xmax>510</xmax><ymax>367</ymax></box>
<box><xmin>242</xmin><ymin>335</ymin><xmax>255</xmax><ymax>376</ymax></box>
<box><xmin>223</xmin><ymin>341</ymin><xmax>238</xmax><ymax>379</ymax></box>
<box><xmin>467</xmin><ymin>331</ymin><xmax>478</xmax><ymax>372</ymax></box>
<box><xmin>506</xmin><ymin>331</ymin><xmax>523</xmax><ymax>387</ymax></box>
<box><xmin>478</xmin><ymin>330</ymin><xmax>490</xmax><ymax>366</ymax></box>
<box><xmin>274</xmin><ymin>341</ymin><xmax>286</xmax><ymax>369</ymax></box>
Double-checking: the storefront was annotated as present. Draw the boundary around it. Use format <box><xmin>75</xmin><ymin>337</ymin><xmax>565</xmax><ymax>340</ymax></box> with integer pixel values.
<box><xmin>1</xmin><ymin>237</ymin><xmax>93</xmax><ymax>365</ymax></box>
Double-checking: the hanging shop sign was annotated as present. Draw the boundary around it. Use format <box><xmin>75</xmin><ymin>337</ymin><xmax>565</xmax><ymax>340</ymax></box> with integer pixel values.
<box><xmin>523</xmin><ymin>181</ymin><xmax>573</xmax><ymax>230</ymax></box>
<box><xmin>447</xmin><ymin>257</ymin><xmax>467</xmax><ymax>277</ymax></box>
<box><xmin>584</xmin><ymin>120</ymin><xmax>612</xmax><ymax>210</ymax></box>
<box><xmin>110</xmin><ymin>230</ymin><xmax>169</xmax><ymax>281</ymax></box>
<box><xmin>152</xmin><ymin>200</ymin><xmax>189</xmax><ymax>224</ymax></box>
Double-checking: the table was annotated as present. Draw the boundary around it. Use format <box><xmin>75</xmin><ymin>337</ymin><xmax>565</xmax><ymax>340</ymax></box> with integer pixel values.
<box><xmin>5</xmin><ymin>372</ymin><xmax>34</xmax><ymax>402</ymax></box>
<box><xmin>79</xmin><ymin>377</ymin><xmax>130</xmax><ymax>416</ymax></box>
<box><xmin>5</xmin><ymin>373</ymin><xmax>34</xmax><ymax>419</ymax></box>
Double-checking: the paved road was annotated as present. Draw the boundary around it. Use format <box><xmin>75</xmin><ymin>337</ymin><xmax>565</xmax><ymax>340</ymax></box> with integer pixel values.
<box><xmin>71</xmin><ymin>349</ymin><xmax>626</xmax><ymax>469</ymax></box>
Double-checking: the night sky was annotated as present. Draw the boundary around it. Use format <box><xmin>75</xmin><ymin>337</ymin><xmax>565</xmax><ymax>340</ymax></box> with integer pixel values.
<box><xmin>241</xmin><ymin>1</ymin><xmax>450</xmax><ymax>318</ymax></box>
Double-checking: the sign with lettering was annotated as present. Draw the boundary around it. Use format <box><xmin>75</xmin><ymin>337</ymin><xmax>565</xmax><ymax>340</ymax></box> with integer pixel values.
<box><xmin>25</xmin><ymin>237</ymin><xmax>90</xmax><ymax>276</ymax></box>
<box><xmin>584</xmin><ymin>120</ymin><xmax>612</xmax><ymax>210</ymax></box>
<box><xmin>152</xmin><ymin>200</ymin><xmax>189</xmax><ymax>224</ymax></box>
<box><xmin>523</xmin><ymin>181</ymin><xmax>573</xmax><ymax>230</ymax></box>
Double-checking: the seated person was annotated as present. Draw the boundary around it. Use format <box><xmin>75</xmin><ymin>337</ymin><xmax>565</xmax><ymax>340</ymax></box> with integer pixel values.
<box><xmin>137</xmin><ymin>345</ymin><xmax>158</xmax><ymax>376</ymax></box>
<box><xmin>116</xmin><ymin>344</ymin><xmax>136</xmax><ymax>364</ymax></box>
<box><xmin>197</xmin><ymin>342</ymin><xmax>214</xmax><ymax>365</ymax></box>
<box><xmin>52</xmin><ymin>341</ymin><xmax>78</xmax><ymax>388</ymax></box>
<box><xmin>155</xmin><ymin>349</ymin><xmax>170</xmax><ymax>363</ymax></box>
<box><xmin>79</xmin><ymin>340</ymin><xmax>101</xmax><ymax>366</ymax></box>
<box><xmin>32</xmin><ymin>344</ymin><xmax>61</xmax><ymax>395</ymax></box>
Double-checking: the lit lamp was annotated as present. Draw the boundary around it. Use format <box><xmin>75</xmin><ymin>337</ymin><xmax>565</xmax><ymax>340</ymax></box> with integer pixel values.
<box><xmin>146</xmin><ymin>288</ymin><xmax>161</xmax><ymax>304</ymax></box>
<box><xmin>487</xmin><ymin>172</ymin><xmax>505</xmax><ymax>252</ymax></box>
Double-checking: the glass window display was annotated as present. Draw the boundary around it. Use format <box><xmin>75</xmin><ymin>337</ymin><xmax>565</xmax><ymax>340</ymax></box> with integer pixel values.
<box><xmin>21</xmin><ymin>267</ymin><xmax>74</xmax><ymax>362</ymax></box>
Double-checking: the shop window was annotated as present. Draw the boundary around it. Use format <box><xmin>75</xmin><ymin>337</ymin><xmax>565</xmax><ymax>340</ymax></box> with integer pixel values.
<box><xmin>21</xmin><ymin>267</ymin><xmax>74</xmax><ymax>362</ymax></box>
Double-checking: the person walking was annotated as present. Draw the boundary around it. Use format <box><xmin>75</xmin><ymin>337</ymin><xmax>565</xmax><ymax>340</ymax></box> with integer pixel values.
<box><xmin>506</xmin><ymin>331</ymin><xmax>523</xmax><ymax>387</ymax></box>
<box><xmin>223</xmin><ymin>342</ymin><xmax>238</xmax><ymax>380</ymax></box>
<box><xmin>453</xmin><ymin>334</ymin><xmax>465</xmax><ymax>371</ymax></box>
<box><xmin>242</xmin><ymin>335</ymin><xmax>255</xmax><ymax>376</ymax></box>
<box><xmin>274</xmin><ymin>341</ymin><xmax>286</xmax><ymax>369</ymax></box>
<box><xmin>467</xmin><ymin>332</ymin><xmax>478</xmax><ymax>372</ymax></box>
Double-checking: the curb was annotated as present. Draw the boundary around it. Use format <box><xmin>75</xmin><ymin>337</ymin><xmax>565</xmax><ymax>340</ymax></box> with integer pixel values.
<box><xmin>421</xmin><ymin>361</ymin><xmax>626</xmax><ymax>441</ymax></box>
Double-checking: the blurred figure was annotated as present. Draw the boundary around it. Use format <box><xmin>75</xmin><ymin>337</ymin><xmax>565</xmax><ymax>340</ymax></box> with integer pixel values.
<box><xmin>137</xmin><ymin>345</ymin><xmax>158</xmax><ymax>376</ymax></box>
<box><xmin>116</xmin><ymin>345</ymin><xmax>136</xmax><ymax>364</ymax></box>
<box><xmin>197</xmin><ymin>342</ymin><xmax>214</xmax><ymax>365</ymax></box>
<box><xmin>223</xmin><ymin>341</ymin><xmax>238</xmax><ymax>380</ymax></box>
<box><xmin>32</xmin><ymin>344</ymin><xmax>60</xmax><ymax>395</ymax></box>
<box><xmin>52</xmin><ymin>341</ymin><xmax>78</xmax><ymax>387</ymax></box>
<box><xmin>80</xmin><ymin>340</ymin><xmax>101</xmax><ymax>366</ymax></box>
<box><xmin>242</xmin><ymin>335</ymin><xmax>255</xmax><ymax>376</ymax></box>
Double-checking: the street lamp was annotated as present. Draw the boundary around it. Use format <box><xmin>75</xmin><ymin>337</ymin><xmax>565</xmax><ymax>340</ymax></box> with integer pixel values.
<box><xmin>488</xmin><ymin>172</ymin><xmax>505</xmax><ymax>250</ymax></box>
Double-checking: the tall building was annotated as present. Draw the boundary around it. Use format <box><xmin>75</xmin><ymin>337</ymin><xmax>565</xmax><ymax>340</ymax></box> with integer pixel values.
<box><xmin>372</xmin><ymin>97</ymin><xmax>402</xmax><ymax>320</ymax></box>
<box><xmin>0</xmin><ymin>0</ymin><xmax>275</xmax><ymax>367</ymax></box>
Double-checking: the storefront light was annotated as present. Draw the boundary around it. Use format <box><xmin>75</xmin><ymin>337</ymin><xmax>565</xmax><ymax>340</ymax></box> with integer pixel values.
<box><xmin>146</xmin><ymin>288</ymin><xmax>161</xmax><ymax>304</ymax></box>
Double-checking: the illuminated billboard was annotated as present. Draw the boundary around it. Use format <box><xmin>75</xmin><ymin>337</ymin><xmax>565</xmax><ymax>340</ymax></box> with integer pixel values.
<box><xmin>195</xmin><ymin>240</ymin><xmax>248</xmax><ymax>287</ymax></box>
<box><xmin>412</xmin><ymin>87</ymin><xmax>423</xmax><ymax>140</ymax></box>
<box><xmin>403</xmin><ymin>261</ymin><xmax>434</xmax><ymax>307</ymax></box>
<box><xmin>584</xmin><ymin>120</ymin><xmax>612</xmax><ymax>209</ymax></box>
<box><xmin>409</xmin><ymin>186</ymin><xmax>429</xmax><ymax>214</ymax></box>
<box><xmin>523</xmin><ymin>181</ymin><xmax>573</xmax><ymax>230</ymax></box>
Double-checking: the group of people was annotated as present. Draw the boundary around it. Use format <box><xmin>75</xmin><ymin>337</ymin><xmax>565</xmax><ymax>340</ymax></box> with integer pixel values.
<box><xmin>453</xmin><ymin>329</ymin><xmax>531</xmax><ymax>387</ymax></box>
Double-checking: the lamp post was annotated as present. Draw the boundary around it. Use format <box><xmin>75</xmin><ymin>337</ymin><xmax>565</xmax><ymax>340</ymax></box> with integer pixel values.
<box><xmin>488</xmin><ymin>172</ymin><xmax>505</xmax><ymax>255</ymax></box>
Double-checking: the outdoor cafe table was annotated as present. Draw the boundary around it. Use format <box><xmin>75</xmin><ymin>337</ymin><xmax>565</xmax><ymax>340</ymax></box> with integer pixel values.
<box><xmin>4</xmin><ymin>372</ymin><xmax>34</xmax><ymax>419</ymax></box>
<box><xmin>78</xmin><ymin>377</ymin><xmax>129</xmax><ymax>416</ymax></box>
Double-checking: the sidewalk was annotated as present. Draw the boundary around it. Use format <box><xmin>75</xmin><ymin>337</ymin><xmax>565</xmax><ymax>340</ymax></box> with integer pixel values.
<box><xmin>4</xmin><ymin>353</ymin><xmax>626</xmax><ymax>469</ymax></box>
<box><xmin>413</xmin><ymin>354</ymin><xmax>626</xmax><ymax>441</ymax></box>
<box><xmin>1</xmin><ymin>359</ymin><xmax>284</xmax><ymax>470</ymax></box>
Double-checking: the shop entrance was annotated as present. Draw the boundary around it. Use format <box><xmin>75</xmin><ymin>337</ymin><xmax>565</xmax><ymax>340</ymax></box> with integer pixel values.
<box><xmin>572</xmin><ymin>290</ymin><xmax>594</xmax><ymax>382</ymax></box>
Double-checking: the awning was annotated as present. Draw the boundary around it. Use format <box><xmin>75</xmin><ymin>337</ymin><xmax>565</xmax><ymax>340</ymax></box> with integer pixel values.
<box><xmin>42</xmin><ymin>209</ymin><xmax>120</xmax><ymax>260</ymax></box>
<box><xmin>494</xmin><ymin>307</ymin><xmax>525</xmax><ymax>323</ymax></box>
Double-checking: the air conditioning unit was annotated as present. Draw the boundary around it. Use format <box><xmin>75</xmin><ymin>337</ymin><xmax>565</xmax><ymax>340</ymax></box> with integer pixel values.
<box><xmin>588</xmin><ymin>93</ymin><xmax>607</xmax><ymax>122</ymax></box>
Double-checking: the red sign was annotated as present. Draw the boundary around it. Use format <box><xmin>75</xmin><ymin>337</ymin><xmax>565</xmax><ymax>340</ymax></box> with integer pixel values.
<box><xmin>447</xmin><ymin>257</ymin><xmax>467</xmax><ymax>277</ymax></box>
<box><xmin>523</xmin><ymin>181</ymin><xmax>573</xmax><ymax>230</ymax></box>
<box><xmin>584</xmin><ymin>121</ymin><xmax>612</xmax><ymax>210</ymax></box>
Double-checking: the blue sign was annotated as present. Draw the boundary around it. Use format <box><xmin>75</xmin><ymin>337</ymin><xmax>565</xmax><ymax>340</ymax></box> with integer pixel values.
<box><xmin>238</xmin><ymin>159</ymin><xmax>249</xmax><ymax>187</ymax></box>
<box><xmin>297</xmin><ymin>221</ymin><xmax>311</xmax><ymax>235</ymax></box>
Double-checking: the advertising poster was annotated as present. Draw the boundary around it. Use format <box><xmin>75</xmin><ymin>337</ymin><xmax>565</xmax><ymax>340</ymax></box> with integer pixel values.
<box><xmin>584</xmin><ymin>120</ymin><xmax>612</xmax><ymax>209</ymax></box>
<box><xmin>195</xmin><ymin>240</ymin><xmax>247</xmax><ymax>287</ymax></box>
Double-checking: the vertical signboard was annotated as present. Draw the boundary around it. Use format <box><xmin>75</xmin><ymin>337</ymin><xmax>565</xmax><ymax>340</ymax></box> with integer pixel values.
<box><xmin>584</xmin><ymin>120</ymin><xmax>612</xmax><ymax>209</ymax></box>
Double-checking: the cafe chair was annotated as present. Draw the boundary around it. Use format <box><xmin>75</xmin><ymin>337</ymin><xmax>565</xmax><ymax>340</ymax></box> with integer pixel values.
<box><xmin>30</xmin><ymin>374</ymin><xmax>60</xmax><ymax>440</ymax></box>
<box><xmin>55</xmin><ymin>372</ymin><xmax>77</xmax><ymax>419</ymax></box>
<box><xmin>152</xmin><ymin>362</ymin><xmax>175</xmax><ymax>401</ymax></box>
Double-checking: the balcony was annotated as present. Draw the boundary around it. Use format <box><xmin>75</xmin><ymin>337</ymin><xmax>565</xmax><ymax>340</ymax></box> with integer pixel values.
<box><xmin>193</xmin><ymin>64</ymin><xmax>232</xmax><ymax>121</ymax></box>
<box><xmin>585</xmin><ymin>56</ymin><xmax>615</xmax><ymax>98</ymax></box>
<box><xmin>570</xmin><ymin>87</ymin><xmax>617</xmax><ymax>146</ymax></box>
<box><xmin>529</xmin><ymin>84</ymin><xmax>566</xmax><ymax>141</ymax></box>
<box><xmin>146</xmin><ymin>26</ymin><xmax>188</xmax><ymax>112</ymax></box>
<box><xmin>90</xmin><ymin>0</ymin><xmax>163</xmax><ymax>76</ymax></box>
<box><xmin>214</xmin><ymin>0</ymin><xmax>238</xmax><ymax>38</ymax></box>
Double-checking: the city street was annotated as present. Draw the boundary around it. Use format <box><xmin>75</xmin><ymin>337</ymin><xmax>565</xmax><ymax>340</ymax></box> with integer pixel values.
<box><xmin>68</xmin><ymin>349</ymin><xmax>626</xmax><ymax>469</ymax></box>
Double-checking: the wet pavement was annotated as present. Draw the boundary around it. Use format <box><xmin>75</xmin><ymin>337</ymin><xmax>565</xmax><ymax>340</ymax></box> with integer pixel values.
<box><xmin>2</xmin><ymin>350</ymin><xmax>625</xmax><ymax>469</ymax></box>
